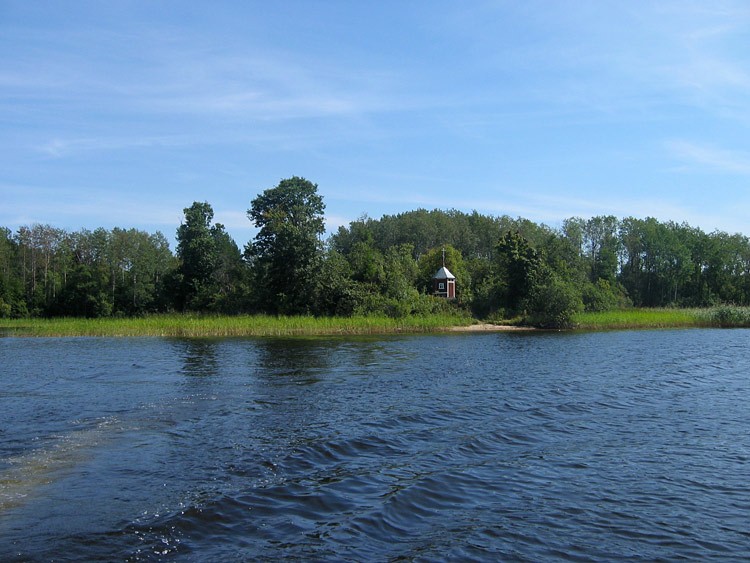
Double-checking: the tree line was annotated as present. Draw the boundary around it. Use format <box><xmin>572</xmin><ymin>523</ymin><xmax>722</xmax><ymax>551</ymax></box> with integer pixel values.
<box><xmin>2</xmin><ymin>177</ymin><xmax>750</xmax><ymax>326</ymax></box>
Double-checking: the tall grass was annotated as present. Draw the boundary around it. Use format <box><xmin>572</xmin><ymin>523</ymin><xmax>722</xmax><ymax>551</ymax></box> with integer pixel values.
<box><xmin>5</xmin><ymin>307</ymin><xmax>750</xmax><ymax>337</ymax></box>
<box><xmin>572</xmin><ymin>308</ymin><xmax>703</xmax><ymax>330</ymax></box>
<box><xmin>0</xmin><ymin>313</ymin><xmax>472</xmax><ymax>338</ymax></box>
<box><xmin>697</xmin><ymin>305</ymin><xmax>750</xmax><ymax>328</ymax></box>
<box><xmin>573</xmin><ymin>307</ymin><xmax>750</xmax><ymax>330</ymax></box>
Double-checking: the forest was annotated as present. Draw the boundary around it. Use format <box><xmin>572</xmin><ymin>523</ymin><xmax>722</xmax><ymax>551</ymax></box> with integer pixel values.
<box><xmin>2</xmin><ymin>177</ymin><xmax>750</xmax><ymax>327</ymax></box>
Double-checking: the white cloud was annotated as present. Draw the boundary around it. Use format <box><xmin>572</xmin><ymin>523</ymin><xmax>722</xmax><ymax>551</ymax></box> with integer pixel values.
<box><xmin>37</xmin><ymin>135</ymin><xmax>200</xmax><ymax>158</ymax></box>
<box><xmin>665</xmin><ymin>139</ymin><xmax>750</xmax><ymax>174</ymax></box>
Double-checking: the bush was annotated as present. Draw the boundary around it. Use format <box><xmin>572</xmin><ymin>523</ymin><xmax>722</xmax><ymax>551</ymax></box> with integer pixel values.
<box><xmin>582</xmin><ymin>279</ymin><xmax>631</xmax><ymax>312</ymax></box>
<box><xmin>0</xmin><ymin>298</ymin><xmax>10</xmax><ymax>318</ymax></box>
<box><xmin>525</xmin><ymin>275</ymin><xmax>583</xmax><ymax>329</ymax></box>
<box><xmin>708</xmin><ymin>305</ymin><xmax>750</xmax><ymax>327</ymax></box>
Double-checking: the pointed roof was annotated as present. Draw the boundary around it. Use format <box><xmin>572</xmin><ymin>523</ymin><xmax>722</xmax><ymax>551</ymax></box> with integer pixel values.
<box><xmin>433</xmin><ymin>266</ymin><xmax>455</xmax><ymax>280</ymax></box>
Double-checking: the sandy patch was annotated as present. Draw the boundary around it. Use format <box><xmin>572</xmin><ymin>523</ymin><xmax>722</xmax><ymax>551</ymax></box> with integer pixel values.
<box><xmin>449</xmin><ymin>323</ymin><xmax>536</xmax><ymax>332</ymax></box>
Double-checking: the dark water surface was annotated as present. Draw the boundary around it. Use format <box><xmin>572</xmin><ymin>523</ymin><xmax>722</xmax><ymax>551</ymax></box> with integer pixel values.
<box><xmin>1</xmin><ymin>329</ymin><xmax>749</xmax><ymax>561</ymax></box>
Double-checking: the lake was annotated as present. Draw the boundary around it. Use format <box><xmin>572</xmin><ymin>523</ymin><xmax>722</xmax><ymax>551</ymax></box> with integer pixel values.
<box><xmin>1</xmin><ymin>329</ymin><xmax>749</xmax><ymax>561</ymax></box>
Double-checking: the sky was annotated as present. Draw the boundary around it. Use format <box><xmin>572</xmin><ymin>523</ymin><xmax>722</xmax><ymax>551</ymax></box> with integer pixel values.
<box><xmin>3</xmin><ymin>1</ymin><xmax>750</xmax><ymax>247</ymax></box>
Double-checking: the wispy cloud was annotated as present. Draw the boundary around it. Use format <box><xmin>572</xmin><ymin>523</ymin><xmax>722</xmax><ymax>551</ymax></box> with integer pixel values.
<box><xmin>6</xmin><ymin>1</ymin><xmax>750</xmax><ymax>241</ymax></box>
<box><xmin>665</xmin><ymin>139</ymin><xmax>750</xmax><ymax>174</ymax></box>
<box><xmin>147</xmin><ymin>47</ymin><xmax>406</xmax><ymax>119</ymax></box>
<box><xmin>441</xmin><ymin>1</ymin><xmax>750</xmax><ymax>121</ymax></box>
<box><xmin>37</xmin><ymin>135</ymin><xmax>200</xmax><ymax>158</ymax></box>
<box><xmin>6</xmin><ymin>32</ymin><xmax>411</xmax><ymax>159</ymax></box>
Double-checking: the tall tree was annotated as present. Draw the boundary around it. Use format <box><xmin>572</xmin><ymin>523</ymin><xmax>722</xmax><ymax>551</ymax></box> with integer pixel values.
<box><xmin>210</xmin><ymin>223</ymin><xmax>245</xmax><ymax>312</ymax></box>
<box><xmin>584</xmin><ymin>216</ymin><xmax>620</xmax><ymax>282</ymax></box>
<box><xmin>50</xmin><ymin>228</ymin><xmax>111</xmax><ymax>317</ymax></box>
<box><xmin>495</xmin><ymin>230</ymin><xmax>543</xmax><ymax>313</ymax></box>
<box><xmin>311</xmin><ymin>249</ymin><xmax>357</xmax><ymax>316</ymax></box>
<box><xmin>246</xmin><ymin>177</ymin><xmax>325</xmax><ymax>314</ymax></box>
<box><xmin>110</xmin><ymin>228</ymin><xmax>175</xmax><ymax>314</ymax></box>
<box><xmin>0</xmin><ymin>227</ymin><xmax>23</xmax><ymax>317</ymax></box>
<box><xmin>175</xmin><ymin>201</ymin><xmax>237</xmax><ymax>311</ymax></box>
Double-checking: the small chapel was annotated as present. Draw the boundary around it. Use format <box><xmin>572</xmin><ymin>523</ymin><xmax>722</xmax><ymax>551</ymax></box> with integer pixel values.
<box><xmin>433</xmin><ymin>249</ymin><xmax>456</xmax><ymax>299</ymax></box>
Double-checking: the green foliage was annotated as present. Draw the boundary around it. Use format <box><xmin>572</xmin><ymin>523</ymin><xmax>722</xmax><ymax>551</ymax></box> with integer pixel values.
<box><xmin>583</xmin><ymin>215</ymin><xmax>620</xmax><ymax>282</ymax></box>
<box><xmin>311</xmin><ymin>250</ymin><xmax>359</xmax><ymax>316</ymax></box>
<box><xmin>581</xmin><ymin>279</ymin><xmax>631</xmax><ymax>312</ymax></box>
<box><xmin>619</xmin><ymin>217</ymin><xmax>693</xmax><ymax>306</ymax></box>
<box><xmin>416</xmin><ymin>245</ymin><xmax>470</xmax><ymax>301</ymax></box>
<box><xmin>108</xmin><ymin>228</ymin><xmax>175</xmax><ymax>315</ymax></box>
<box><xmin>0</xmin><ymin>227</ymin><xmax>25</xmax><ymax>317</ymax></box>
<box><xmin>176</xmin><ymin>202</ymin><xmax>217</xmax><ymax>310</ymax></box>
<box><xmin>0</xmin><ymin>298</ymin><xmax>11</xmax><ymax>318</ymax></box>
<box><xmin>330</xmin><ymin>208</ymin><xmax>513</xmax><ymax>261</ymax></box>
<box><xmin>209</xmin><ymin>225</ymin><xmax>245</xmax><ymax>313</ymax></box>
<box><xmin>347</xmin><ymin>240</ymin><xmax>385</xmax><ymax>284</ymax></box>
<box><xmin>7</xmin><ymin>196</ymin><xmax>750</xmax><ymax>322</ymax></box>
<box><xmin>351</xmin><ymin>290</ymin><xmax>460</xmax><ymax>319</ymax></box>
<box><xmin>494</xmin><ymin>230</ymin><xmax>543</xmax><ymax>313</ymax></box>
<box><xmin>0</xmin><ymin>224</ymin><xmax>176</xmax><ymax>318</ymax></box>
<box><xmin>175</xmin><ymin>202</ymin><xmax>243</xmax><ymax>312</ymax></box>
<box><xmin>382</xmin><ymin>244</ymin><xmax>419</xmax><ymax>301</ymax></box>
<box><xmin>464</xmin><ymin>257</ymin><xmax>497</xmax><ymax>318</ymax></box>
<box><xmin>52</xmin><ymin>262</ymin><xmax>113</xmax><ymax>318</ymax></box>
<box><xmin>246</xmin><ymin>177</ymin><xmax>325</xmax><ymax>314</ymax></box>
<box><xmin>524</xmin><ymin>273</ymin><xmax>584</xmax><ymax>329</ymax></box>
<box><xmin>706</xmin><ymin>305</ymin><xmax>750</xmax><ymax>327</ymax></box>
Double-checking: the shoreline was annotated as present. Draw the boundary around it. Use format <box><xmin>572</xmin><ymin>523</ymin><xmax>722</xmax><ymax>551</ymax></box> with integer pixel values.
<box><xmin>2</xmin><ymin>307</ymin><xmax>749</xmax><ymax>337</ymax></box>
<box><xmin>448</xmin><ymin>323</ymin><xmax>537</xmax><ymax>332</ymax></box>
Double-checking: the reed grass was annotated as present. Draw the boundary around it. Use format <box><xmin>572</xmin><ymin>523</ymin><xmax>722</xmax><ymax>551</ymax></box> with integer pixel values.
<box><xmin>5</xmin><ymin>307</ymin><xmax>750</xmax><ymax>337</ymax></box>
<box><xmin>0</xmin><ymin>313</ymin><xmax>472</xmax><ymax>338</ymax></box>
<box><xmin>697</xmin><ymin>305</ymin><xmax>750</xmax><ymax>328</ymax></box>
<box><xmin>572</xmin><ymin>307</ymin><xmax>742</xmax><ymax>330</ymax></box>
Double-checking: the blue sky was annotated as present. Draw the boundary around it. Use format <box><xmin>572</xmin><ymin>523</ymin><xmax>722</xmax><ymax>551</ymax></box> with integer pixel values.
<box><xmin>3</xmin><ymin>1</ymin><xmax>750</xmax><ymax>246</ymax></box>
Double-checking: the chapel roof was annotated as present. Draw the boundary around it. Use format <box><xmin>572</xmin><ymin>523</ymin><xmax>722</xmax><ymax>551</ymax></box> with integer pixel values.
<box><xmin>433</xmin><ymin>266</ymin><xmax>455</xmax><ymax>280</ymax></box>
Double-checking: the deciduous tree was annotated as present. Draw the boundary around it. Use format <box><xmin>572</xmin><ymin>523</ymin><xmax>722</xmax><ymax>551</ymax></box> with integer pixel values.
<box><xmin>246</xmin><ymin>177</ymin><xmax>325</xmax><ymax>314</ymax></box>
<box><xmin>495</xmin><ymin>230</ymin><xmax>542</xmax><ymax>313</ymax></box>
<box><xmin>176</xmin><ymin>202</ymin><xmax>240</xmax><ymax>311</ymax></box>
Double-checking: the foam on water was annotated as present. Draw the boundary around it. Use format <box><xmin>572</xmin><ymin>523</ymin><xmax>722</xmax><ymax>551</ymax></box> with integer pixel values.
<box><xmin>0</xmin><ymin>418</ymin><xmax>118</xmax><ymax>512</ymax></box>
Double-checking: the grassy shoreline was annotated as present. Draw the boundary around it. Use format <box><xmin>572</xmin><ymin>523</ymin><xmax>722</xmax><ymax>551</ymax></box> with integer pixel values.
<box><xmin>0</xmin><ymin>313</ymin><xmax>473</xmax><ymax>338</ymax></box>
<box><xmin>2</xmin><ymin>307</ymin><xmax>750</xmax><ymax>337</ymax></box>
<box><xmin>572</xmin><ymin>308</ymin><xmax>705</xmax><ymax>330</ymax></box>
<box><xmin>573</xmin><ymin>306</ymin><xmax>750</xmax><ymax>330</ymax></box>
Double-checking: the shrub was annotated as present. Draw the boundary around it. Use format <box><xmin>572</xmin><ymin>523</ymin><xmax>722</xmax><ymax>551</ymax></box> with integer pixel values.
<box><xmin>708</xmin><ymin>305</ymin><xmax>750</xmax><ymax>327</ymax></box>
<box><xmin>525</xmin><ymin>274</ymin><xmax>584</xmax><ymax>329</ymax></box>
<box><xmin>582</xmin><ymin>279</ymin><xmax>631</xmax><ymax>312</ymax></box>
<box><xmin>0</xmin><ymin>298</ymin><xmax>10</xmax><ymax>318</ymax></box>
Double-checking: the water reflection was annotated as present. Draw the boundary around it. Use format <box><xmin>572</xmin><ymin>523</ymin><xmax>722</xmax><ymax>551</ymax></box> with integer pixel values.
<box><xmin>170</xmin><ymin>338</ymin><xmax>221</xmax><ymax>377</ymax></box>
<box><xmin>249</xmin><ymin>339</ymin><xmax>341</xmax><ymax>446</ymax></box>
<box><xmin>247</xmin><ymin>338</ymin><xmax>411</xmax><ymax>458</ymax></box>
<box><xmin>252</xmin><ymin>338</ymin><xmax>334</xmax><ymax>384</ymax></box>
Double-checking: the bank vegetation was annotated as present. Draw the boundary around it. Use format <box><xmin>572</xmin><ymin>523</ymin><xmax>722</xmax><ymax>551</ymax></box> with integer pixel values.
<box><xmin>4</xmin><ymin>177</ymin><xmax>750</xmax><ymax>330</ymax></box>
<box><xmin>0</xmin><ymin>313</ymin><xmax>473</xmax><ymax>338</ymax></box>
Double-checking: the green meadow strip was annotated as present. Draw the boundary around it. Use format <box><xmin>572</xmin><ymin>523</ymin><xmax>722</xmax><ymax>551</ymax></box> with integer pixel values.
<box><xmin>572</xmin><ymin>308</ymin><xmax>738</xmax><ymax>330</ymax></box>
<box><xmin>0</xmin><ymin>313</ymin><xmax>471</xmax><ymax>338</ymax></box>
<box><xmin>4</xmin><ymin>307</ymin><xmax>750</xmax><ymax>337</ymax></box>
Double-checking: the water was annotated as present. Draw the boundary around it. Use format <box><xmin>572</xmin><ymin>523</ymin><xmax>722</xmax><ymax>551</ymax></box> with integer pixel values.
<box><xmin>1</xmin><ymin>329</ymin><xmax>749</xmax><ymax>561</ymax></box>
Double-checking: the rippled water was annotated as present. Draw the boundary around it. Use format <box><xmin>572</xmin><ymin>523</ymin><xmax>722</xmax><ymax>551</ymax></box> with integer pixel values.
<box><xmin>1</xmin><ymin>329</ymin><xmax>749</xmax><ymax>561</ymax></box>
